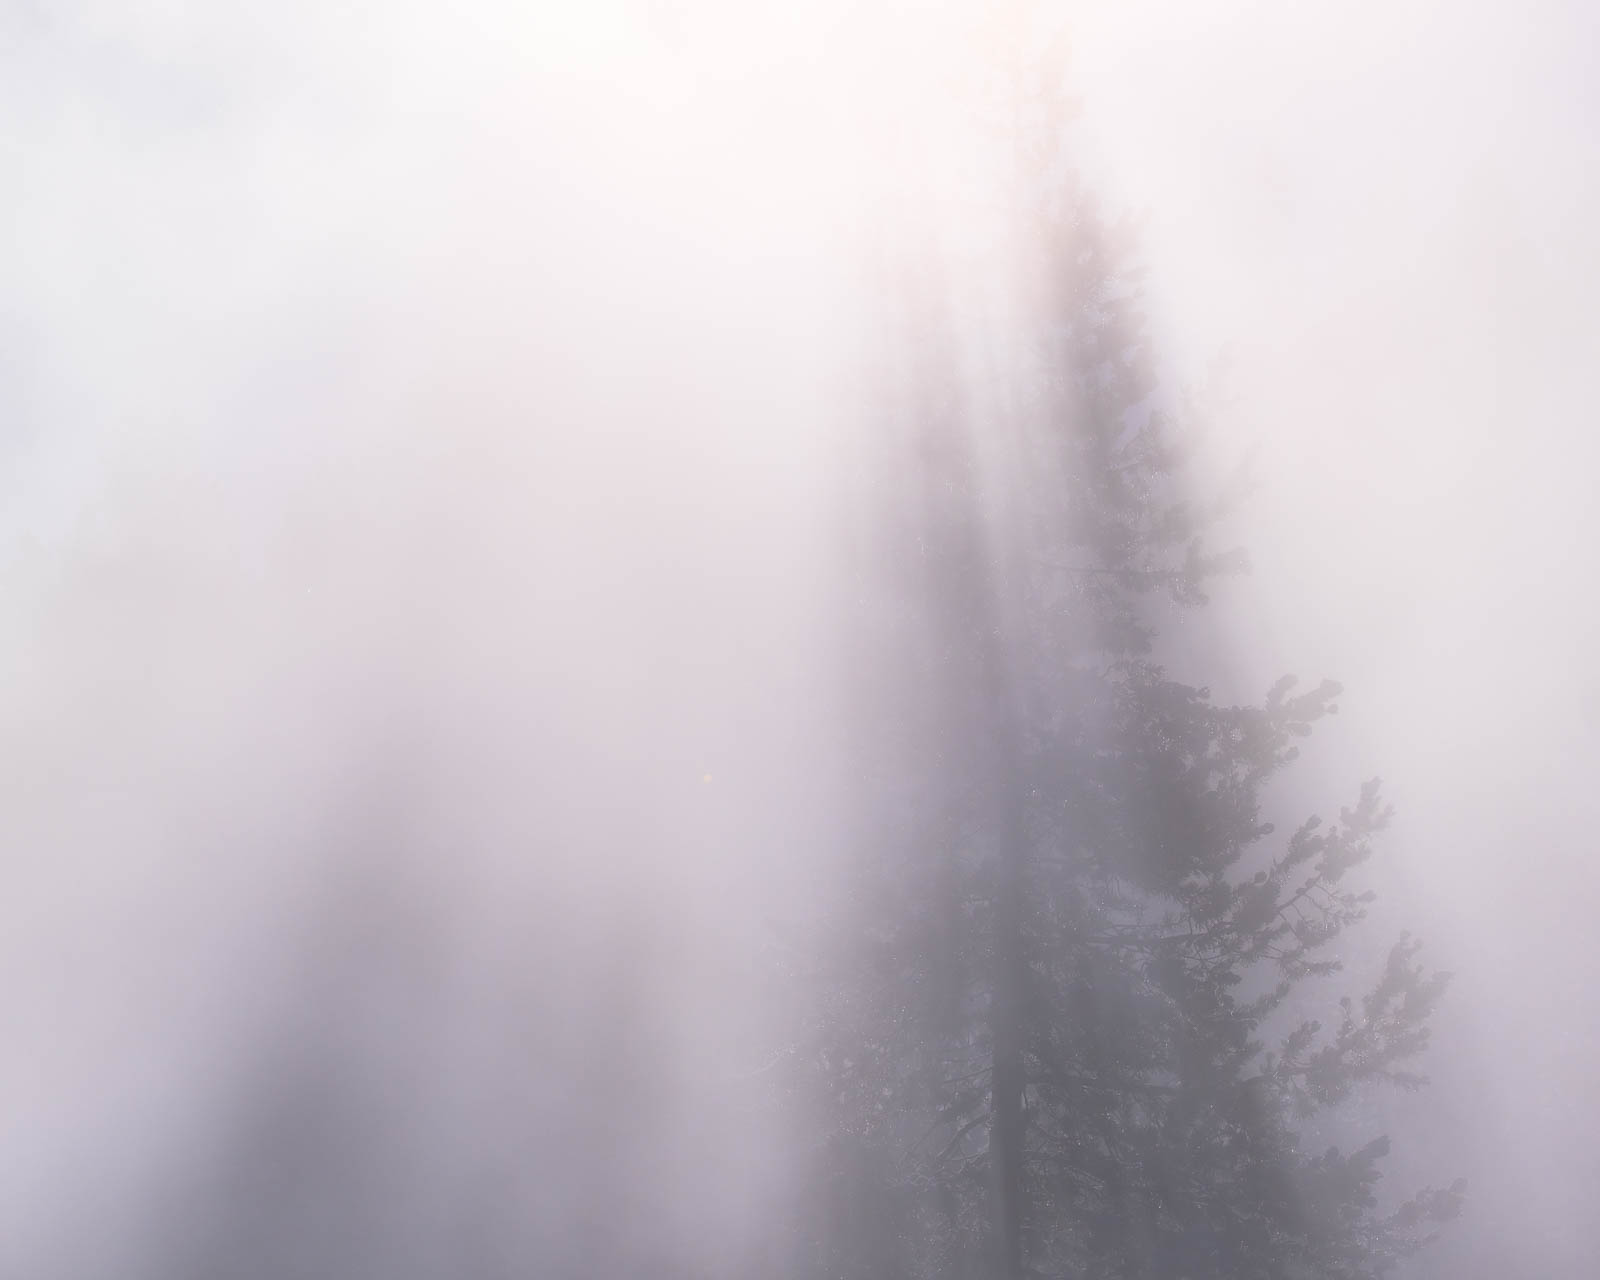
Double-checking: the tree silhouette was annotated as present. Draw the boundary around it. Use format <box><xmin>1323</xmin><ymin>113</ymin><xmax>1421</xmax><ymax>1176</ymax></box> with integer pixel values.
<box><xmin>787</xmin><ymin>30</ymin><xmax>1463</xmax><ymax>1280</ymax></box>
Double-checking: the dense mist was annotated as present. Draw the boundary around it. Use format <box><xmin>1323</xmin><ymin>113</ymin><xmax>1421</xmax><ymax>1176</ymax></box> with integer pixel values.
<box><xmin>4</xmin><ymin>3</ymin><xmax>1596</xmax><ymax>1277</ymax></box>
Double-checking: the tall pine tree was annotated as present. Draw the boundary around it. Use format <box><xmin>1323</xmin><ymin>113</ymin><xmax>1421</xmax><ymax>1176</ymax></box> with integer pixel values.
<box><xmin>784</xmin><ymin>22</ymin><xmax>1463</xmax><ymax>1280</ymax></box>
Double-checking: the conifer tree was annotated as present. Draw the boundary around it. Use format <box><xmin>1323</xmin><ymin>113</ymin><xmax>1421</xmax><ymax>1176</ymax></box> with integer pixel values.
<box><xmin>785</xmin><ymin>26</ymin><xmax>1464</xmax><ymax>1280</ymax></box>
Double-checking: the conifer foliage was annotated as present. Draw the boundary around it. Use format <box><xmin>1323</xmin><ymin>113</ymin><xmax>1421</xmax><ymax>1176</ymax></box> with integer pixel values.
<box><xmin>785</xmin><ymin>36</ymin><xmax>1463</xmax><ymax>1280</ymax></box>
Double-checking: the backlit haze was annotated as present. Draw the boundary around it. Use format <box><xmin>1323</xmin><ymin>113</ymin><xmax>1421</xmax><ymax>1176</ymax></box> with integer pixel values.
<box><xmin>2</xmin><ymin>3</ymin><xmax>1595</xmax><ymax>1275</ymax></box>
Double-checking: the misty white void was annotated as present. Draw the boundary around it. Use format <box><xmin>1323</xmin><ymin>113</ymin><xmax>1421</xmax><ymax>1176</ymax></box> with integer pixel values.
<box><xmin>4</xmin><ymin>4</ymin><xmax>1598</xmax><ymax>1279</ymax></box>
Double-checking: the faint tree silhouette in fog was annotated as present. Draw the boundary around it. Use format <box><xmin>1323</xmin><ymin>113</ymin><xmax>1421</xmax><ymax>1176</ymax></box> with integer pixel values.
<box><xmin>786</xmin><ymin>27</ymin><xmax>1464</xmax><ymax>1280</ymax></box>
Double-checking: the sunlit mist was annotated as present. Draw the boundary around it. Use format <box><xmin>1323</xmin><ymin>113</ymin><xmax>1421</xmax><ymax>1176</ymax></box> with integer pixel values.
<box><xmin>3</xmin><ymin>2</ymin><xmax>1595</xmax><ymax>1277</ymax></box>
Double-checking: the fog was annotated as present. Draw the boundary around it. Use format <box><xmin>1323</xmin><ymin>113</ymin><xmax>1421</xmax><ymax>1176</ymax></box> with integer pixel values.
<box><xmin>1064</xmin><ymin>5</ymin><xmax>1600</xmax><ymax>1274</ymax></box>
<box><xmin>3</xmin><ymin>2</ymin><xmax>1596</xmax><ymax>1277</ymax></box>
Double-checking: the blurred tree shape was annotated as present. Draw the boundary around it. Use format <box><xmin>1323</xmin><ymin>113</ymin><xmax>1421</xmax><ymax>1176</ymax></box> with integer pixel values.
<box><xmin>779</xmin><ymin>8</ymin><xmax>1464</xmax><ymax>1278</ymax></box>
